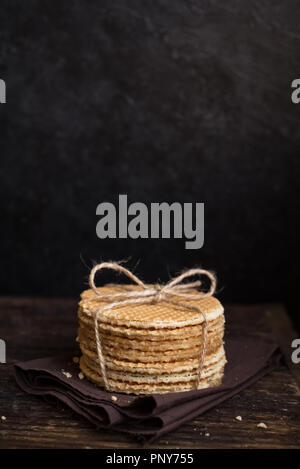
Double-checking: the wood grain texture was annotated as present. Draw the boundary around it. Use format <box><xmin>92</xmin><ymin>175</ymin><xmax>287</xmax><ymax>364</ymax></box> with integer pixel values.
<box><xmin>0</xmin><ymin>297</ymin><xmax>299</xmax><ymax>448</ymax></box>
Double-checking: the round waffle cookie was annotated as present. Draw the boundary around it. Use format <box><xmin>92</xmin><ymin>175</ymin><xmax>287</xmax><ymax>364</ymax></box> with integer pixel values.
<box><xmin>79</xmin><ymin>285</ymin><xmax>224</xmax><ymax>328</ymax></box>
<box><xmin>79</xmin><ymin>356</ymin><xmax>225</xmax><ymax>394</ymax></box>
<box><xmin>77</xmin><ymin>283</ymin><xmax>226</xmax><ymax>395</ymax></box>
<box><xmin>81</xmin><ymin>350</ymin><xmax>226</xmax><ymax>384</ymax></box>
<box><xmin>78</xmin><ymin>306</ymin><xmax>225</xmax><ymax>341</ymax></box>
<box><xmin>78</xmin><ymin>324</ymin><xmax>224</xmax><ymax>361</ymax></box>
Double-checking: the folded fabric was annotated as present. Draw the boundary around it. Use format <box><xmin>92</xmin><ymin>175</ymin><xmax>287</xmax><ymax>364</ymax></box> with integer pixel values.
<box><xmin>14</xmin><ymin>337</ymin><xmax>281</xmax><ymax>443</ymax></box>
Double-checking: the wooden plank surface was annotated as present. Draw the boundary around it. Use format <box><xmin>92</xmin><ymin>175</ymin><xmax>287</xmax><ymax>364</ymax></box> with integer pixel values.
<box><xmin>0</xmin><ymin>297</ymin><xmax>299</xmax><ymax>449</ymax></box>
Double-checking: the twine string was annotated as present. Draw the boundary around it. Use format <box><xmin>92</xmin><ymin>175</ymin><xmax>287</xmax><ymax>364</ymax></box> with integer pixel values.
<box><xmin>88</xmin><ymin>262</ymin><xmax>216</xmax><ymax>391</ymax></box>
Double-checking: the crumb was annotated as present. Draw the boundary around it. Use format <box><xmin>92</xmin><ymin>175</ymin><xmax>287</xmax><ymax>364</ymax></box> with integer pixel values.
<box><xmin>111</xmin><ymin>395</ymin><xmax>118</xmax><ymax>402</ymax></box>
<box><xmin>235</xmin><ymin>415</ymin><xmax>242</xmax><ymax>421</ymax></box>
<box><xmin>62</xmin><ymin>371</ymin><xmax>72</xmax><ymax>379</ymax></box>
<box><xmin>73</xmin><ymin>357</ymin><xmax>79</xmax><ymax>364</ymax></box>
<box><xmin>1</xmin><ymin>416</ymin><xmax>6</xmax><ymax>421</ymax></box>
<box><xmin>257</xmin><ymin>422</ymin><xmax>267</xmax><ymax>429</ymax></box>
<box><xmin>78</xmin><ymin>372</ymin><xmax>84</xmax><ymax>380</ymax></box>
<box><xmin>75</xmin><ymin>336</ymin><xmax>79</xmax><ymax>343</ymax></box>
<box><xmin>205</xmin><ymin>432</ymin><xmax>210</xmax><ymax>437</ymax></box>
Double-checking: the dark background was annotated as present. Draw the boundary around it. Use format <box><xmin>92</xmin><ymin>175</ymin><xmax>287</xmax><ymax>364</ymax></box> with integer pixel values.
<box><xmin>0</xmin><ymin>1</ymin><xmax>299</xmax><ymax>328</ymax></box>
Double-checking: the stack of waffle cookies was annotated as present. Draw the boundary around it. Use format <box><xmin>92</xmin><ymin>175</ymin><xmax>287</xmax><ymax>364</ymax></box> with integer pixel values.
<box><xmin>78</xmin><ymin>284</ymin><xmax>226</xmax><ymax>395</ymax></box>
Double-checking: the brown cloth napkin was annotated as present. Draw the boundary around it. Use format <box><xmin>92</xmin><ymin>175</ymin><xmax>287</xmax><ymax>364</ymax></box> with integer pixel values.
<box><xmin>14</xmin><ymin>337</ymin><xmax>280</xmax><ymax>443</ymax></box>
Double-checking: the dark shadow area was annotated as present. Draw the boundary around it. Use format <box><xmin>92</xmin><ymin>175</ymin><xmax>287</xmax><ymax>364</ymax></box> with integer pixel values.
<box><xmin>0</xmin><ymin>1</ymin><xmax>298</xmax><ymax>329</ymax></box>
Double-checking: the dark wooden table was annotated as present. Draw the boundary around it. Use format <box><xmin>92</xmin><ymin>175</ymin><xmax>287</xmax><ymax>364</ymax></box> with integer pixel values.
<box><xmin>0</xmin><ymin>298</ymin><xmax>299</xmax><ymax>449</ymax></box>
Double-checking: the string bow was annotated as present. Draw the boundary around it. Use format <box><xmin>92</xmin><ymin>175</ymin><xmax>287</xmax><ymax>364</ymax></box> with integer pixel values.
<box><xmin>88</xmin><ymin>262</ymin><xmax>216</xmax><ymax>391</ymax></box>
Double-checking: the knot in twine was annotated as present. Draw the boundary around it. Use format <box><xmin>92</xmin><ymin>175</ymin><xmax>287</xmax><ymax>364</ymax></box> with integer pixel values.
<box><xmin>88</xmin><ymin>262</ymin><xmax>217</xmax><ymax>391</ymax></box>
